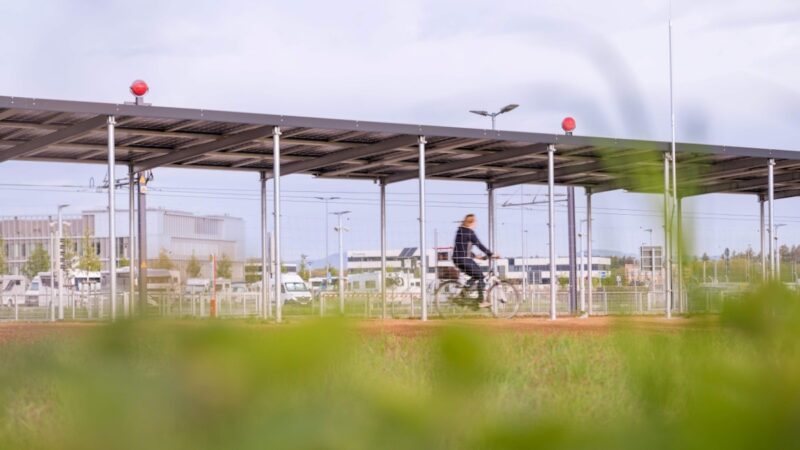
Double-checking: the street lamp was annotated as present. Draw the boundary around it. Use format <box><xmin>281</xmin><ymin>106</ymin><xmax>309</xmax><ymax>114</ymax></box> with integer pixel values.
<box><xmin>315</xmin><ymin>196</ymin><xmax>340</xmax><ymax>284</ymax></box>
<box><xmin>469</xmin><ymin>104</ymin><xmax>519</xmax><ymax>130</ymax></box>
<box><xmin>332</xmin><ymin>210</ymin><xmax>351</xmax><ymax>314</ymax></box>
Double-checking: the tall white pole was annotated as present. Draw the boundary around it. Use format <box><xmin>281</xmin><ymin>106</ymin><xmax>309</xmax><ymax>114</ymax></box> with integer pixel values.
<box><xmin>768</xmin><ymin>159</ymin><xmax>775</xmax><ymax>279</ymax></box>
<box><xmin>260</xmin><ymin>171</ymin><xmax>270</xmax><ymax>319</ymax></box>
<box><xmin>668</xmin><ymin>5</ymin><xmax>678</xmax><ymax>314</ymax></box>
<box><xmin>663</xmin><ymin>153</ymin><xmax>672</xmax><ymax>319</ymax></box>
<box><xmin>338</xmin><ymin>213</ymin><xmax>345</xmax><ymax>314</ymax></box>
<box><xmin>380</xmin><ymin>182</ymin><xmax>387</xmax><ymax>319</ymax></box>
<box><xmin>586</xmin><ymin>189</ymin><xmax>593</xmax><ymax>315</ymax></box>
<box><xmin>760</xmin><ymin>197</ymin><xmax>766</xmax><ymax>281</ymax></box>
<box><xmin>579</xmin><ymin>228</ymin><xmax>585</xmax><ymax>314</ymax></box>
<box><xmin>520</xmin><ymin>186</ymin><xmax>527</xmax><ymax>305</ymax></box>
<box><xmin>128</xmin><ymin>163</ymin><xmax>135</xmax><ymax>318</ymax></box>
<box><xmin>107</xmin><ymin>116</ymin><xmax>117</xmax><ymax>321</ymax></box>
<box><xmin>272</xmin><ymin>127</ymin><xmax>282</xmax><ymax>323</ymax></box>
<box><xmin>418</xmin><ymin>136</ymin><xmax>428</xmax><ymax>321</ymax></box>
<box><xmin>547</xmin><ymin>144</ymin><xmax>557</xmax><ymax>320</ymax></box>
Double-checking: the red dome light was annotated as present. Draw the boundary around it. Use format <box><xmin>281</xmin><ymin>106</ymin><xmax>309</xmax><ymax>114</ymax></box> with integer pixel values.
<box><xmin>561</xmin><ymin>116</ymin><xmax>576</xmax><ymax>133</ymax></box>
<box><xmin>130</xmin><ymin>79</ymin><xmax>149</xmax><ymax>97</ymax></box>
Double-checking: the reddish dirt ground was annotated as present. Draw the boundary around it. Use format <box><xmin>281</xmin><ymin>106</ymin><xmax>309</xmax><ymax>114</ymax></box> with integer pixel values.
<box><xmin>0</xmin><ymin>316</ymin><xmax>715</xmax><ymax>343</ymax></box>
<box><xmin>356</xmin><ymin>316</ymin><xmax>716</xmax><ymax>337</ymax></box>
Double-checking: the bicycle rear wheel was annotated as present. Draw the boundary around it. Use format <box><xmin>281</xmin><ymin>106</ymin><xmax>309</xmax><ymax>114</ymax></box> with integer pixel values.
<box><xmin>487</xmin><ymin>281</ymin><xmax>521</xmax><ymax>319</ymax></box>
<box><xmin>434</xmin><ymin>281</ymin><xmax>475</xmax><ymax>319</ymax></box>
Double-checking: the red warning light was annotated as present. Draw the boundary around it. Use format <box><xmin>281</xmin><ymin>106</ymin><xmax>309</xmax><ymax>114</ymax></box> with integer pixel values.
<box><xmin>130</xmin><ymin>80</ymin><xmax>149</xmax><ymax>97</ymax></box>
<box><xmin>561</xmin><ymin>117</ymin><xmax>576</xmax><ymax>134</ymax></box>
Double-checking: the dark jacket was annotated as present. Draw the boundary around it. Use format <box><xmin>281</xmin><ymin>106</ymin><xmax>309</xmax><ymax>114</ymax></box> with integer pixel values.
<box><xmin>452</xmin><ymin>226</ymin><xmax>492</xmax><ymax>261</ymax></box>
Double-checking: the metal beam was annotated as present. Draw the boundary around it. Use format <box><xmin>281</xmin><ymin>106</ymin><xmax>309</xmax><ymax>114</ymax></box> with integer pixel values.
<box><xmin>490</xmin><ymin>153</ymin><xmax>660</xmax><ymax>189</ymax></box>
<box><xmin>278</xmin><ymin>135</ymin><xmax>417</xmax><ymax>177</ymax></box>
<box><xmin>134</xmin><ymin>125</ymin><xmax>275</xmax><ymax>171</ymax></box>
<box><xmin>0</xmin><ymin>115</ymin><xmax>106</xmax><ymax>163</ymax></box>
<box><xmin>688</xmin><ymin>171</ymin><xmax>800</xmax><ymax>196</ymax></box>
<box><xmin>319</xmin><ymin>138</ymin><xmax>483</xmax><ymax>178</ymax></box>
<box><xmin>385</xmin><ymin>143</ymin><xmax>547</xmax><ymax>184</ymax></box>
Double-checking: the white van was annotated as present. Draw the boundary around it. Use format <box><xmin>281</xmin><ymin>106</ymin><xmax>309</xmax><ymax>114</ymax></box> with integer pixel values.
<box><xmin>25</xmin><ymin>273</ymin><xmax>58</xmax><ymax>307</ymax></box>
<box><xmin>1</xmin><ymin>275</ymin><xmax>27</xmax><ymax>306</ymax></box>
<box><xmin>281</xmin><ymin>273</ymin><xmax>312</xmax><ymax>305</ymax></box>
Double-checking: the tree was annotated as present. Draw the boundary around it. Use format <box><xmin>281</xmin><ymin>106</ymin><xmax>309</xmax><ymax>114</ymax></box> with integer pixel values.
<box><xmin>79</xmin><ymin>230</ymin><xmax>101</xmax><ymax>271</ymax></box>
<box><xmin>23</xmin><ymin>244</ymin><xmax>50</xmax><ymax>279</ymax></box>
<box><xmin>217</xmin><ymin>254</ymin><xmax>232</xmax><ymax>279</ymax></box>
<box><xmin>152</xmin><ymin>249</ymin><xmax>175</xmax><ymax>270</ymax></box>
<box><xmin>0</xmin><ymin>236</ymin><xmax>7</xmax><ymax>274</ymax></box>
<box><xmin>186</xmin><ymin>252</ymin><xmax>202</xmax><ymax>278</ymax></box>
<box><xmin>62</xmin><ymin>234</ymin><xmax>77</xmax><ymax>270</ymax></box>
<box><xmin>119</xmin><ymin>256</ymin><xmax>130</xmax><ymax>268</ymax></box>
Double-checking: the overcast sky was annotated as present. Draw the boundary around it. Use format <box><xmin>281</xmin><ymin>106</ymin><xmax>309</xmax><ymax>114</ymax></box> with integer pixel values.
<box><xmin>1</xmin><ymin>0</ymin><xmax>799</xmax><ymax>263</ymax></box>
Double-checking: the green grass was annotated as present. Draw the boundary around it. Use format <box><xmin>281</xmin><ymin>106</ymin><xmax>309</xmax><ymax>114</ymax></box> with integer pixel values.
<box><xmin>1</xmin><ymin>283</ymin><xmax>799</xmax><ymax>449</ymax></box>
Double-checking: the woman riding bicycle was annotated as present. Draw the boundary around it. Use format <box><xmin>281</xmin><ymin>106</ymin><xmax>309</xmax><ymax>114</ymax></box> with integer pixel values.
<box><xmin>452</xmin><ymin>214</ymin><xmax>497</xmax><ymax>308</ymax></box>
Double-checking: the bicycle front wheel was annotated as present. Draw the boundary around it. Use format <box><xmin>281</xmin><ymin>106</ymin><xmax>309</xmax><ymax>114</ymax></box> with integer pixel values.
<box><xmin>487</xmin><ymin>281</ymin><xmax>521</xmax><ymax>319</ymax></box>
<box><xmin>434</xmin><ymin>280</ymin><xmax>474</xmax><ymax>319</ymax></box>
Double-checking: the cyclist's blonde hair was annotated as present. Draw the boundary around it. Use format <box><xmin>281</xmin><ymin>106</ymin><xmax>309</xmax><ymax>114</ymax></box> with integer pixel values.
<box><xmin>461</xmin><ymin>214</ymin><xmax>476</xmax><ymax>227</ymax></box>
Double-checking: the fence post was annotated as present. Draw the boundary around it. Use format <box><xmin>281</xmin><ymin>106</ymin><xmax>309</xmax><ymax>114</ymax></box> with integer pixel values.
<box><xmin>14</xmin><ymin>300</ymin><xmax>19</xmax><ymax>321</ymax></box>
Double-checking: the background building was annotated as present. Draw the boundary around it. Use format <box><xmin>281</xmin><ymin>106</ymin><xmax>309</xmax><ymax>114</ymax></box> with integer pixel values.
<box><xmin>0</xmin><ymin>208</ymin><xmax>246</xmax><ymax>280</ymax></box>
<box><xmin>346</xmin><ymin>249</ymin><xmax>611</xmax><ymax>284</ymax></box>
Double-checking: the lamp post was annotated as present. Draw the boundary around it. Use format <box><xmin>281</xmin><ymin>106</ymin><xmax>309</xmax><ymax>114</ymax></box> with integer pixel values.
<box><xmin>315</xmin><ymin>196</ymin><xmax>340</xmax><ymax>288</ymax></box>
<box><xmin>579</xmin><ymin>219</ymin><xmax>588</xmax><ymax>313</ymax></box>
<box><xmin>332</xmin><ymin>210</ymin><xmax>351</xmax><ymax>314</ymax></box>
<box><xmin>469</xmin><ymin>104</ymin><xmax>519</xmax><ymax>130</ymax></box>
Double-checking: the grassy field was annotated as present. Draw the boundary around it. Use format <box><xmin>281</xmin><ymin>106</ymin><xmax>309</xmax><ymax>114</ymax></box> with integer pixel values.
<box><xmin>0</xmin><ymin>284</ymin><xmax>799</xmax><ymax>449</ymax></box>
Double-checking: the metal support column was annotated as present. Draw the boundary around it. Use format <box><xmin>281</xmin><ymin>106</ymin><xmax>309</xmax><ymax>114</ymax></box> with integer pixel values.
<box><xmin>418</xmin><ymin>136</ymin><xmax>428</xmax><ymax>321</ymax></box>
<box><xmin>380</xmin><ymin>181</ymin><xmax>387</xmax><ymax>319</ymax></box>
<box><xmin>107</xmin><ymin>116</ymin><xmax>117</xmax><ymax>321</ymax></box>
<box><xmin>567</xmin><ymin>186</ymin><xmax>577</xmax><ymax>314</ymax></box>
<box><xmin>547</xmin><ymin>144</ymin><xmax>557</xmax><ymax>320</ymax></box>
<box><xmin>676</xmin><ymin>196</ymin><xmax>684</xmax><ymax>313</ymax></box>
<box><xmin>760</xmin><ymin>196</ymin><xmax>766</xmax><ymax>281</ymax></box>
<box><xmin>586</xmin><ymin>189</ymin><xmax>593</xmax><ymax>315</ymax></box>
<box><xmin>768</xmin><ymin>159</ymin><xmax>775</xmax><ymax>279</ymax></box>
<box><xmin>272</xmin><ymin>127</ymin><xmax>283</xmax><ymax>323</ymax></box>
<box><xmin>487</xmin><ymin>183</ymin><xmax>495</xmax><ymax>252</ymax></box>
<box><xmin>260</xmin><ymin>171</ymin><xmax>270</xmax><ymax>319</ymax></box>
<box><xmin>128</xmin><ymin>163</ymin><xmax>135</xmax><ymax>318</ymax></box>
<box><xmin>663</xmin><ymin>153</ymin><xmax>672</xmax><ymax>319</ymax></box>
<box><xmin>137</xmin><ymin>173</ymin><xmax>148</xmax><ymax>317</ymax></box>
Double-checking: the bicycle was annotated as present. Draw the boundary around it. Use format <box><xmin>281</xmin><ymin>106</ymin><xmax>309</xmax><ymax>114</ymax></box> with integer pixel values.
<box><xmin>432</xmin><ymin>260</ymin><xmax>521</xmax><ymax>319</ymax></box>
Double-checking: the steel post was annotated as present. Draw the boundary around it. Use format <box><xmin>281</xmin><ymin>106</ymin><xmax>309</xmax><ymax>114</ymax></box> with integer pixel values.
<box><xmin>586</xmin><ymin>189</ymin><xmax>593</xmax><ymax>315</ymax></box>
<box><xmin>272</xmin><ymin>127</ymin><xmax>282</xmax><ymax>323</ymax></box>
<box><xmin>567</xmin><ymin>186</ymin><xmax>577</xmax><ymax>314</ymax></box>
<box><xmin>664</xmin><ymin>153</ymin><xmax>671</xmax><ymax>319</ymax></box>
<box><xmin>337</xmin><ymin>213</ymin><xmax>345</xmax><ymax>314</ymax></box>
<box><xmin>768</xmin><ymin>159</ymin><xmax>775</xmax><ymax>278</ymax></box>
<box><xmin>137</xmin><ymin>174</ymin><xmax>148</xmax><ymax>317</ymax></box>
<box><xmin>128</xmin><ymin>163</ymin><xmax>135</xmax><ymax>318</ymax></box>
<box><xmin>418</xmin><ymin>136</ymin><xmax>428</xmax><ymax>321</ymax></box>
<box><xmin>547</xmin><ymin>144</ymin><xmax>557</xmax><ymax>320</ymax></box>
<box><xmin>380</xmin><ymin>181</ymin><xmax>387</xmax><ymax>319</ymax></box>
<box><xmin>107</xmin><ymin>116</ymin><xmax>117</xmax><ymax>321</ymax></box>
<box><xmin>260</xmin><ymin>171</ymin><xmax>270</xmax><ymax>319</ymax></box>
<box><xmin>760</xmin><ymin>196</ymin><xmax>766</xmax><ymax>281</ymax></box>
<box><xmin>487</xmin><ymin>183</ymin><xmax>495</xmax><ymax>252</ymax></box>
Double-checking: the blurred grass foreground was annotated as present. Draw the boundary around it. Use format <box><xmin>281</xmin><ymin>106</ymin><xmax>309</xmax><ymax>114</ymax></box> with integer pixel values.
<box><xmin>2</xmin><ymin>284</ymin><xmax>800</xmax><ymax>449</ymax></box>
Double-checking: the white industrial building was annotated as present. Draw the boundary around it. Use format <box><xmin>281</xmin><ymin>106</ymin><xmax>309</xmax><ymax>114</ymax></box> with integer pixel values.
<box><xmin>0</xmin><ymin>208</ymin><xmax>245</xmax><ymax>279</ymax></box>
<box><xmin>346</xmin><ymin>249</ymin><xmax>610</xmax><ymax>283</ymax></box>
